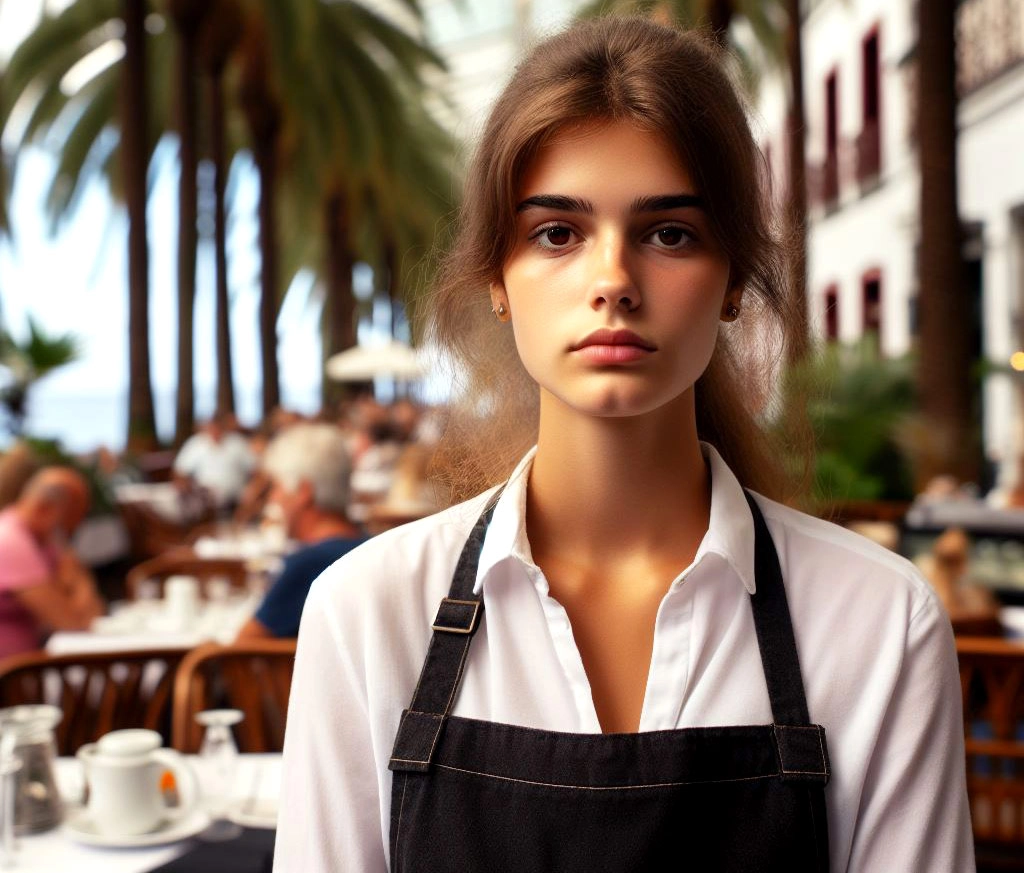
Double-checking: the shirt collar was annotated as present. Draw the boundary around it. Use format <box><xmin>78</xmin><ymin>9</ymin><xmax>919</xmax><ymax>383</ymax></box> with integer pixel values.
<box><xmin>473</xmin><ymin>442</ymin><xmax>757</xmax><ymax>596</ymax></box>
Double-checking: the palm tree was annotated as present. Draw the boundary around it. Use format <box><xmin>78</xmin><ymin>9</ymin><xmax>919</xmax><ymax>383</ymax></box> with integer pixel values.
<box><xmin>0</xmin><ymin>317</ymin><xmax>81</xmax><ymax>437</ymax></box>
<box><xmin>198</xmin><ymin>0</ymin><xmax>243</xmax><ymax>418</ymax></box>
<box><xmin>915</xmin><ymin>0</ymin><xmax>976</xmax><ymax>483</ymax></box>
<box><xmin>235</xmin><ymin>12</ymin><xmax>281</xmax><ymax>417</ymax></box>
<box><xmin>122</xmin><ymin>0</ymin><xmax>159</xmax><ymax>451</ymax></box>
<box><xmin>167</xmin><ymin>0</ymin><xmax>209</xmax><ymax>447</ymax></box>
<box><xmin>0</xmin><ymin>0</ymin><xmax>170</xmax><ymax>450</ymax></box>
<box><xmin>1</xmin><ymin>0</ymin><xmax>454</xmax><ymax>427</ymax></box>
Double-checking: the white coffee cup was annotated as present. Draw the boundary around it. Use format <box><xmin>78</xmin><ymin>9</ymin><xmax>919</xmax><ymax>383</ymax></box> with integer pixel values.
<box><xmin>164</xmin><ymin>576</ymin><xmax>200</xmax><ymax>630</ymax></box>
<box><xmin>77</xmin><ymin>729</ymin><xmax>198</xmax><ymax>837</ymax></box>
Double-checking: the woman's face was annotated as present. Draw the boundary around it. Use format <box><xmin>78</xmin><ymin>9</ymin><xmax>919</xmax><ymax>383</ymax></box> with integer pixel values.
<box><xmin>493</xmin><ymin>120</ymin><xmax>738</xmax><ymax>420</ymax></box>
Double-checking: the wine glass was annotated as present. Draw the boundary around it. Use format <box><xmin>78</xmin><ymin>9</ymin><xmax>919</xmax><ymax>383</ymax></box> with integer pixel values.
<box><xmin>195</xmin><ymin>709</ymin><xmax>244</xmax><ymax>841</ymax></box>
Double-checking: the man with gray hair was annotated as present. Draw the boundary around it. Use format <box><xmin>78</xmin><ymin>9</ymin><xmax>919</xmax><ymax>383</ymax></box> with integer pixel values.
<box><xmin>0</xmin><ymin>467</ymin><xmax>104</xmax><ymax>657</ymax></box>
<box><xmin>236</xmin><ymin>424</ymin><xmax>365</xmax><ymax>640</ymax></box>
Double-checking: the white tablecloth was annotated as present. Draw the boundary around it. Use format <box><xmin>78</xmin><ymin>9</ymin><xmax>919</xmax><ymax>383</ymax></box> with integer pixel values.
<box><xmin>12</xmin><ymin>754</ymin><xmax>280</xmax><ymax>872</ymax></box>
<box><xmin>46</xmin><ymin>595</ymin><xmax>262</xmax><ymax>656</ymax></box>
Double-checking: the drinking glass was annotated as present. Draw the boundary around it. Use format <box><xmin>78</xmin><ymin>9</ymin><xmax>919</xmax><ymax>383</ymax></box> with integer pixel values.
<box><xmin>196</xmin><ymin>709</ymin><xmax>244</xmax><ymax>841</ymax></box>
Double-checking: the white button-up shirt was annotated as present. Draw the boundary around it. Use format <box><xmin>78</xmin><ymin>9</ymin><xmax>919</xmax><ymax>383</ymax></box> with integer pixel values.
<box><xmin>275</xmin><ymin>444</ymin><xmax>975</xmax><ymax>872</ymax></box>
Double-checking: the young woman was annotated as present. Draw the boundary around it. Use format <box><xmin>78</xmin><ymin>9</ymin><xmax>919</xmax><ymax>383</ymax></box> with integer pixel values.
<box><xmin>275</xmin><ymin>18</ymin><xmax>974</xmax><ymax>872</ymax></box>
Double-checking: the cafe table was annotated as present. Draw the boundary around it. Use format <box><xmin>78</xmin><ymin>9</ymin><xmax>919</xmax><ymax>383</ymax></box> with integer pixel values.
<box><xmin>11</xmin><ymin>754</ymin><xmax>280</xmax><ymax>872</ymax></box>
<box><xmin>46</xmin><ymin>592</ymin><xmax>263</xmax><ymax>656</ymax></box>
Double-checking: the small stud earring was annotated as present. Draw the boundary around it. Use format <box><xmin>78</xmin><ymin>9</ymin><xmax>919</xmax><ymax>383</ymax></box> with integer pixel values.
<box><xmin>493</xmin><ymin>303</ymin><xmax>507</xmax><ymax>319</ymax></box>
<box><xmin>725</xmin><ymin>303</ymin><xmax>739</xmax><ymax>320</ymax></box>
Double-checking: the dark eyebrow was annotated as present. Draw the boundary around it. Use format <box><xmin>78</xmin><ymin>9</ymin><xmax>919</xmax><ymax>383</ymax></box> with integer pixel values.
<box><xmin>516</xmin><ymin>195</ymin><xmax>593</xmax><ymax>214</ymax></box>
<box><xmin>630</xmin><ymin>194</ymin><xmax>705</xmax><ymax>212</ymax></box>
<box><xmin>515</xmin><ymin>193</ymin><xmax>705</xmax><ymax>214</ymax></box>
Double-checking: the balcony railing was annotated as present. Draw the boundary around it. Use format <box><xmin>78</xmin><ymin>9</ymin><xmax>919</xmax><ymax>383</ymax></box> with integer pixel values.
<box><xmin>957</xmin><ymin>0</ymin><xmax>1024</xmax><ymax>95</ymax></box>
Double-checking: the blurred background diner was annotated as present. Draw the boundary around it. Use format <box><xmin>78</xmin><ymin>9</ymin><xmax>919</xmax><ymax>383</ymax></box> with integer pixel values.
<box><xmin>1</xmin><ymin>0</ymin><xmax>1024</xmax><ymax>868</ymax></box>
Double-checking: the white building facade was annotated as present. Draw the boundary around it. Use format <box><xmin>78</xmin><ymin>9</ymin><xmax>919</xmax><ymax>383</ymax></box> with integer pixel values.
<box><xmin>756</xmin><ymin>0</ymin><xmax>1024</xmax><ymax>484</ymax></box>
<box><xmin>385</xmin><ymin>0</ymin><xmax>1024</xmax><ymax>484</ymax></box>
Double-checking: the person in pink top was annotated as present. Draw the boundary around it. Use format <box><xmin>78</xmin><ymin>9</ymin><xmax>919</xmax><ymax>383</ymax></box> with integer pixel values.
<box><xmin>0</xmin><ymin>467</ymin><xmax>104</xmax><ymax>659</ymax></box>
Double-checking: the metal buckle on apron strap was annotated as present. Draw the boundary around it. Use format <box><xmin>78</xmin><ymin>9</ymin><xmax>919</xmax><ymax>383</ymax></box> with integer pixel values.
<box><xmin>772</xmin><ymin>724</ymin><xmax>831</xmax><ymax>784</ymax></box>
<box><xmin>431</xmin><ymin>598</ymin><xmax>481</xmax><ymax>635</ymax></box>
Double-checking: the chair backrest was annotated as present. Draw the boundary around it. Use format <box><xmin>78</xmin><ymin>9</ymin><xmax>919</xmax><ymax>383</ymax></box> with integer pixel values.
<box><xmin>957</xmin><ymin>636</ymin><xmax>1024</xmax><ymax>867</ymax></box>
<box><xmin>172</xmin><ymin>639</ymin><xmax>297</xmax><ymax>753</ymax></box>
<box><xmin>119</xmin><ymin>499</ymin><xmax>210</xmax><ymax>560</ymax></box>
<box><xmin>125</xmin><ymin>549</ymin><xmax>248</xmax><ymax>600</ymax></box>
<box><xmin>0</xmin><ymin>648</ymin><xmax>187</xmax><ymax>755</ymax></box>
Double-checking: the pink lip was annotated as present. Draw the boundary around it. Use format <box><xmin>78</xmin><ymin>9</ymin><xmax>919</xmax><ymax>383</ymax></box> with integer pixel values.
<box><xmin>570</xmin><ymin>329</ymin><xmax>657</xmax><ymax>364</ymax></box>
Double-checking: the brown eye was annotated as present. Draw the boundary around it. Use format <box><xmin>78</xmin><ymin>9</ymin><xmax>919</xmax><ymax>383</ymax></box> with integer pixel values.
<box><xmin>544</xmin><ymin>227</ymin><xmax>572</xmax><ymax>247</ymax></box>
<box><xmin>656</xmin><ymin>227</ymin><xmax>685</xmax><ymax>247</ymax></box>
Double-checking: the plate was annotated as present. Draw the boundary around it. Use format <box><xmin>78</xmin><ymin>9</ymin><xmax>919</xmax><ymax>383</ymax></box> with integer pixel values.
<box><xmin>62</xmin><ymin>806</ymin><xmax>211</xmax><ymax>848</ymax></box>
<box><xmin>227</xmin><ymin>798</ymin><xmax>278</xmax><ymax>829</ymax></box>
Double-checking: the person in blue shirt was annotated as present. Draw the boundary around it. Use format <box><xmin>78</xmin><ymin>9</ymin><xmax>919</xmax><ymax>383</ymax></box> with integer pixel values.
<box><xmin>235</xmin><ymin>423</ymin><xmax>366</xmax><ymax>639</ymax></box>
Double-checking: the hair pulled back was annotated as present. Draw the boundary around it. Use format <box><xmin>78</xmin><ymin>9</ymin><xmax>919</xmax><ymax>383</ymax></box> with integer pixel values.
<box><xmin>425</xmin><ymin>17</ymin><xmax>801</xmax><ymax>504</ymax></box>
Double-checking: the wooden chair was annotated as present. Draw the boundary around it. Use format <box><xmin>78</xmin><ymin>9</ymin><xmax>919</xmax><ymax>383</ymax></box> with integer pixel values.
<box><xmin>119</xmin><ymin>498</ymin><xmax>216</xmax><ymax>560</ymax></box>
<box><xmin>0</xmin><ymin>648</ymin><xmax>187</xmax><ymax>755</ymax></box>
<box><xmin>957</xmin><ymin>637</ymin><xmax>1024</xmax><ymax>869</ymax></box>
<box><xmin>172</xmin><ymin>640</ymin><xmax>297</xmax><ymax>753</ymax></box>
<box><xmin>124</xmin><ymin>549</ymin><xmax>248</xmax><ymax>600</ymax></box>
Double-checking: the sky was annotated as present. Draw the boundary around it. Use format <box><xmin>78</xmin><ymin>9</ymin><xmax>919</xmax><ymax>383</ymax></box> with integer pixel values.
<box><xmin>0</xmin><ymin>0</ymin><xmax>364</xmax><ymax>449</ymax></box>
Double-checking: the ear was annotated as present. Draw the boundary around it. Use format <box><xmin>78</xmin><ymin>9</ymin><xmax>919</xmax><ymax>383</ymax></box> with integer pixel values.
<box><xmin>296</xmin><ymin>480</ymin><xmax>315</xmax><ymax>509</ymax></box>
<box><xmin>720</xmin><ymin>290</ymin><xmax>744</xmax><ymax>322</ymax></box>
<box><xmin>489</xmin><ymin>281</ymin><xmax>511</xmax><ymax>322</ymax></box>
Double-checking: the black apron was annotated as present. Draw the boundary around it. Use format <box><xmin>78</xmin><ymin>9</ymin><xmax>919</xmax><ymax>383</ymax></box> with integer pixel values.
<box><xmin>388</xmin><ymin>492</ymin><xmax>830</xmax><ymax>871</ymax></box>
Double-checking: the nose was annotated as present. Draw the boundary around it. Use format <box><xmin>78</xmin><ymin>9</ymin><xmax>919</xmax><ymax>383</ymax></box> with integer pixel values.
<box><xmin>588</xmin><ymin>232</ymin><xmax>640</xmax><ymax>312</ymax></box>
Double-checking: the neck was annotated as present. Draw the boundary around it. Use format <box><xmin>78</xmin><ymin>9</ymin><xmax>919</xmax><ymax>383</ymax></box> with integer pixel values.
<box><xmin>527</xmin><ymin>389</ymin><xmax>710</xmax><ymax>579</ymax></box>
<box><xmin>292</xmin><ymin>508</ymin><xmax>359</xmax><ymax>544</ymax></box>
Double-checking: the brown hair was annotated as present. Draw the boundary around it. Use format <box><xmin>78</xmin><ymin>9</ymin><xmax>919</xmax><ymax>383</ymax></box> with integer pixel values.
<box><xmin>423</xmin><ymin>17</ymin><xmax>805</xmax><ymax>505</ymax></box>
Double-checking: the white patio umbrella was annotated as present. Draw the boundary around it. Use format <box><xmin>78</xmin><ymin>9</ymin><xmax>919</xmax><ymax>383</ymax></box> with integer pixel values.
<box><xmin>324</xmin><ymin>339</ymin><xmax>426</xmax><ymax>382</ymax></box>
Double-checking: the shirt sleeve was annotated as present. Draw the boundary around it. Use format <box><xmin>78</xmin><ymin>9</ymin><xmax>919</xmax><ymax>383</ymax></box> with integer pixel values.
<box><xmin>844</xmin><ymin>588</ymin><xmax>975</xmax><ymax>872</ymax></box>
<box><xmin>0</xmin><ymin>524</ymin><xmax>50</xmax><ymax>591</ymax></box>
<box><xmin>274</xmin><ymin>571</ymin><xmax>389</xmax><ymax>873</ymax></box>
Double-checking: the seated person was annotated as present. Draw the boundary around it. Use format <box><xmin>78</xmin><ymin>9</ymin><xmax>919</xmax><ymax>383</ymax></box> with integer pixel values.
<box><xmin>235</xmin><ymin>424</ymin><xmax>366</xmax><ymax>640</ymax></box>
<box><xmin>0</xmin><ymin>467</ymin><xmax>105</xmax><ymax>658</ymax></box>
<box><xmin>172</xmin><ymin>412</ymin><xmax>256</xmax><ymax>511</ymax></box>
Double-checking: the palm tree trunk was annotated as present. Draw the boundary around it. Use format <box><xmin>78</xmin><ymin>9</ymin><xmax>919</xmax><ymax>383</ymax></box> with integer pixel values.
<box><xmin>199</xmin><ymin>0</ymin><xmax>243</xmax><ymax>418</ymax></box>
<box><xmin>209</xmin><ymin>71</ymin><xmax>235</xmax><ymax>417</ymax></box>
<box><xmin>122</xmin><ymin>0</ymin><xmax>157</xmax><ymax>452</ymax></box>
<box><xmin>238</xmin><ymin>18</ymin><xmax>281</xmax><ymax>420</ymax></box>
<box><xmin>784</xmin><ymin>0</ymin><xmax>809</xmax><ymax>363</ymax></box>
<box><xmin>171</xmin><ymin>7</ymin><xmax>204</xmax><ymax>447</ymax></box>
<box><xmin>255</xmin><ymin>134</ymin><xmax>280</xmax><ymax>418</ymax></box>
<box><xmin>917</xmin><ymin>0</ymin><xmax>976</xmax><ymax>483</ymax></box>
<box><xmin>322</xmin><ymin>188</ymin><xmax>356</xmax><ymax>408</ymax></box>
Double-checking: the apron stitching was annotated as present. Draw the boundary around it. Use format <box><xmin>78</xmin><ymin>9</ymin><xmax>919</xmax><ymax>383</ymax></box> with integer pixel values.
<box><xmin>394</xmin><ymin>772</ymin><xmax>410</xmax><ymax>872</ymax></box>
<box><xmin>433</xmin><ymin>763</ymin><xmax>777</xmax><ymax>790</ymax></box>
<box><xmin>806</xmin><ymin>788</ymin><xmax>821</xmax><ymax>869</ymax></box>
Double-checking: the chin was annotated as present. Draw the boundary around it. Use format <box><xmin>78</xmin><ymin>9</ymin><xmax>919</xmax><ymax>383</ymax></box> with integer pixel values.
<box><xmin>557</xmin><ymin>385</ymin><xmax>679</xmax><ymax>419</ymax></box>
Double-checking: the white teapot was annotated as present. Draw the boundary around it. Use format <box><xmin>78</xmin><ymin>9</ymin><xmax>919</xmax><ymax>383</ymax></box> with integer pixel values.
<box><xmin>77</xmin><ymin>729</ymin><xmax>198</xmax><ymax>837</ymax></box>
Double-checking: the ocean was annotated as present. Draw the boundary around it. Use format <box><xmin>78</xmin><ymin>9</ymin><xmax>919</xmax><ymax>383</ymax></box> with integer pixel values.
<box><xmin>9</xmin><ymin>384</ymin><xmax>323</xmax><ymax>455</ymax></box>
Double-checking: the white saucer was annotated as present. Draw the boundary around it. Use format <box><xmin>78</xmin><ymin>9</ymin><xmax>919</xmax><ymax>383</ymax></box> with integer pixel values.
<box><xmin>227</xmin><ymin>798</ymin><xmax>278</xmax><ymax>829</ymax></box>
<box><xmin>62</xmin><ymin>806</ymin><xmax>211</xmax><ymax>848</ymax></box>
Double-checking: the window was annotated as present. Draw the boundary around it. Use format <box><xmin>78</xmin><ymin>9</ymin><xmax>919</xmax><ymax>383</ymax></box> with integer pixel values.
<box><xmin>858</xmin><ymin>27</ymin><xmax>882</xmax><ymax>182</ymax></box>
<box><xmin>824</xmin><ymin>285</ymin><xmax>839</xmax><ymax>341</ymax></box>
<box><xmin>823</xmin><ymin>70</ymin><xmax>840</xmax><ymax>205</ymax></box>
<box><xmin>862</xmin><ymin>270</ymin><xmax>882</xmax><ymax>338</ymax></box>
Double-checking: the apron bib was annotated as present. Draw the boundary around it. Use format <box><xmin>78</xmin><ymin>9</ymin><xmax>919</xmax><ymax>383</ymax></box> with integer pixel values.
<box><xmin>388</xmin><ymin>492</ymin><xmax>830</xmax><ymax>872</ymax></box>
